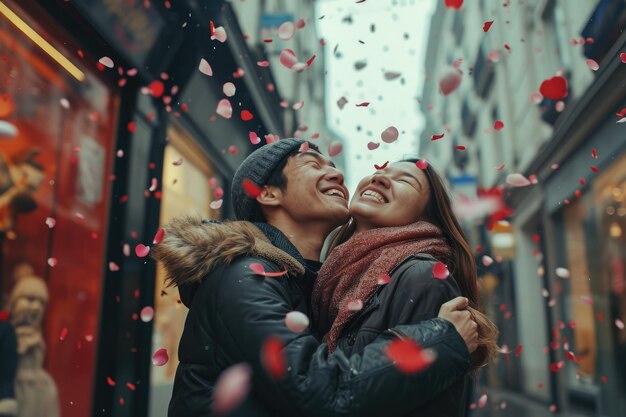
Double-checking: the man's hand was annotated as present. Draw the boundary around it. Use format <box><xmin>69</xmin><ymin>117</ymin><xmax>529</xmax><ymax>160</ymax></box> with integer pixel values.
<box><xmin>438</xmin><ymin>297</ymin><xmax>478</xmax><ymax>353</ymax></box>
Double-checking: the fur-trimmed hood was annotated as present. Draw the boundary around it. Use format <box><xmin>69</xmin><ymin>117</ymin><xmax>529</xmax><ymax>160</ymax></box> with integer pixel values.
<box><xmin>151</xmin><ymin>217</ymin><xmax>306</xmax><ymax>292</ymax></box>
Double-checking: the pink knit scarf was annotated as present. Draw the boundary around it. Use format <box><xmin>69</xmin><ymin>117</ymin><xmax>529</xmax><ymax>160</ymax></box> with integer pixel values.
<box><xmin>311</xmin><ymin>221</ymin><xmax>452</xmax><ymax>352</ymax></box>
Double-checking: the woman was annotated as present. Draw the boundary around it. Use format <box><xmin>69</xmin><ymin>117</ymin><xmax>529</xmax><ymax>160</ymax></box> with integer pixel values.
<box><xmin>312</xmin><ymin>158</ymin><xmax>498</xmax><ymax>417</ymax></box>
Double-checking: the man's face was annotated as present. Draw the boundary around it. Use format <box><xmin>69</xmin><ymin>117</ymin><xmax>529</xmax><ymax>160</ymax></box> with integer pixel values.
<box><xmin>268</xmin><ymin>151</ymin><xmax>350</xmax><ymax>230</ymax></box>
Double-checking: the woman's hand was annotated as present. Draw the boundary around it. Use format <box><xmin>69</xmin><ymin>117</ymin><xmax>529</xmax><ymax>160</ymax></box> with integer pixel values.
<box><xmin>438</xmin><ymin>297</ymin><xmax>478</xmax><ymax>353</ymax></box>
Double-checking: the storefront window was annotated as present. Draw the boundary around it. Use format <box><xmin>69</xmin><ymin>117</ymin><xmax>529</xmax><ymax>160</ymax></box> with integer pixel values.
<box><xmin>149</xmin><ymin>123</ymin><xmax>221</xmax><ymax>417</ymax></box>
<box><xmin>559</xmin><ymin>151</ymin><xmax>626</xmax><ymax>399</ymax></box>
<box><xmin>0</xmin><ymin>1</ymin><xmax>118</xmax><ymax>417</ymax></box>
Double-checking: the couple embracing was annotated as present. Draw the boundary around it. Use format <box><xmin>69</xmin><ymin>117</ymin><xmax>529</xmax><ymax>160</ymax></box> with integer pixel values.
<box><xmin>153</xmin><ymin>138</ymin><xmax>498</xmax><ymax>417</ymax></box>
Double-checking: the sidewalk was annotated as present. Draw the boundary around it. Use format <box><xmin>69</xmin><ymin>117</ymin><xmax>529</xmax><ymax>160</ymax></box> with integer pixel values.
<box><xmin>468</xmin><ymin>388</ymin><xmax>594</xmax><ymax>417</ymax></box>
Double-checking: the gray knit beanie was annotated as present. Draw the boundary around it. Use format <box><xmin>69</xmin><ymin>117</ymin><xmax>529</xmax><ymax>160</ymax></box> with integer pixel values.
<box><xmin>231</xmin><ymin>138</ymin><xmax>314</xmax><ymax>221</ymax></box>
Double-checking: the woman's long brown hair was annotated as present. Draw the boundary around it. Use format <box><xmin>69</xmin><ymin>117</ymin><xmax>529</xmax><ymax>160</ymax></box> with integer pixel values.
<box><xmin>328</xmin><ymin>158</ymin><xmax>499</xmax><ymax>368</ymax></box>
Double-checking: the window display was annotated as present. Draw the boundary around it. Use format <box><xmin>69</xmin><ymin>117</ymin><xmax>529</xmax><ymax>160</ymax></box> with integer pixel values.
<box><xmin>0</xmin><ymin>2</ymin><xmax>119</xmax><ymax>416</ymax></box>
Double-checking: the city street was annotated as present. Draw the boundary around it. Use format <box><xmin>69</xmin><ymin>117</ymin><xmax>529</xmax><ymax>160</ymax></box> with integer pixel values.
<box><xmin>0</xmin><ymin>1</ymin><xmax>625</xmax><ymax>417</ymax></box>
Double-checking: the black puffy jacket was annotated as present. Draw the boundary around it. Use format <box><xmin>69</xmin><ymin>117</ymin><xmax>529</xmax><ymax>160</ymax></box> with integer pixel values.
<box><xmin>334</xmin><ymin>254</ymin><xmax>471</xmax><ymax>417</ymax></box>
<box><xmin>153</xmin><ymin>218</ymin><xmax>471</xmax><ymax>417</ymax></box>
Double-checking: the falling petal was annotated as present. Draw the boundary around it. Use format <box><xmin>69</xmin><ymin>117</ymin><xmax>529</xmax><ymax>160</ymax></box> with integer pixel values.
<box><xmin>620</xmin><ymin>53</ymin><xmax>626</xmax><ymax>63</ymax></box>
<box><xmin>60</xmin><ymin>98</ymin><xmax>70</xmax><ymax>109</ymax></box>
<box><xmin>367</xmin><ymin>142</ymin><xmax>380</xmax><ymax>150</ymax></box>
<box><xmin>48</xmin><ymin>258</ymin><xmax>58</xmax><ymax>267</ymax></box>
<box><xmin>45</xmin><ymin>217</ymin><xmax>56</xmax><ymax>229</ymax></box>
<box><xmin>153</xmin><ymin>228</ymin><xmax>165</xmax><ymax>244</ymax></box>
<box><xmin>298</xmin><ymin>142</ymin><xmax>310</xmax><ymax>152</ymax></box>
<box><xmin>278</xmin><ymin>22</ymin><xmax>296</xmax><ymax>40</ymax></box>
<box><xmin>241</xmin><ymin>110</ymin><xmax>254</xmax><ymax>121</ymax></box>
<box><xmin>381</xmin><ymin>126</ymin><xmax>399</xmax><ymax>143</ymax></box>
<box><xmin>482</xmin><ymin>255</ymin><xmax>494</xmax><ymax>266</ymax></box>
<box><xmin>494</xmin><ymin>120</ymin><xmax>504</xmax><ymax>131</ymax></box>
<box><xmin>216</xmin><ymin>99</ymin><xmax>233</xmax><ymax>119</ymax></box>
<box><xmin>99</xmin><ymin>56</ymin><xmax>114</xmax><ymax>68</ymax></box>
<box><xmin>211</xmin><ymin>27</ymin><xmax>227</xmax><ymax>43</ymax></box>
<box><xmin>135</xmin><ymin>244</ymin><xmax>150</xmax><ymax>258</ymax></box>
<box><xmin>199</xmin><ymin>58</ymin><xmax>213</xmax><ymax>76</ymax></box>
<box><xmin>249</xmin><ymin>263</ymin><xmax>288</xmax><ymax>277</ymax></box>
<box><xmin>328</xmin><ymin>141</ymin><xmax>343</xmax><ymax>157</ymax></box>
<box><xmin>385</xmin><ymin>339</ymin><xmax>436</xmax><ymax>373</ymax></box>
<box><xmin>439</xmin><ymin>68</ymin><xmax>462</xmax><ymax>95</ymax></box>
<box><xmin>109</xmin><ymin>262</ymin><xmax>119</xmax><ymax>272</ymax></box>
<box><xmin>223</xmin><ymin>82</ymin><xmax>236</xmax><ymax>97</ymax></box>
<box><xmin>356</xmin><ymin>102</ymin><xmax>370</xmax><ymax>107</ymax></box>
<box><xmin>149</xmin><ymin>81</ymin><xmax>164</xmax><ymax>98</ymax></box>
<box><xmin>506</xmin><ymin>173</ymin><xmax>531</xmax><ymax>187</ymax></box>
<box><xmin>249</xmin><ymin>132</ymin><xmax>261</xmax><ymax>144</ymax></box>
<box><xmin>384</xmin><ymin>71</ymin><xmax>402</xmax><ymax>80</ymax></box>
<box><xmin>416</xmin><ymin>160</ymin><xmax>429</xmax><ymax>170</ymax></box>
<box><xmin>261</xmin><ymin>337</ymin><xmax>287</xmax><ymax>379</ymax></box>
<box><xmin>212</xmin><ymin>364</ymin><xmax>252</xmax><ymax>415</ymax></box>
<box><xmin>478</xmin><ymin>394</ymin><xmax>488</xmax><ymax>408</ymax></box>
<box><xmin>377</xmin><ymin>274</ymin><xmax>391</xmax><ymax>285</ymax></box>
<box><xmin>432</xmin><ymin>262</ymin><xmax>449</xmax><ymax>279</ymax></box>
<box><xmin>374</xmin><ymin>161</ymin><xmax>389</xmax><ymax>170</ymax></box>
<box><xmin>292</xmin><ymin>100</ymin><xmax>304</xmax><ymax>110</ymax></box>
<box><xmin>172</xmin><ymin>158</ymin><xmax>183</xmax><ymax>166</ymax></box>
<box><xmin>539</xmin><ymin>76</ymin><xmax>568</xmax><ymax>100</ymax></box>
<box><xmin>431</xmin><ymin>133</ymin><xmax>445</xmax><ymax>141</ymax></box>
<box><xmin>296</xmin><ymin>18</ymin><xmax>306</xmax><ymax>29</ymax></box>
<box><xmin>515</xmin><ymin>344</ymin><xmax>523</xmax><ymax>357</ymax></box>
<box><xmin>59</xmin><ymin>327</ymin><xmax>68</xmax><ymax>341</ymax></box>
<box><xmin>285</xmin><ymin>311</ymin><xmax>310</xmax><ymax>333</ymax></box>
<box><xmin>257</xmin><ymin>61</ymin><xmax>270</xmax><ymax>67</ymax></box>
<box><xmin>616</xmin><ymin>319</ymin><xmax>624</xmax><ymax>330</ymax></box>
<box><xmin>444</xmin><ymin>0</ymin><xmax>463</xmax><ymax>10</ymax></box>
<box><xmin>483</xmin><ymin>21</ymin><xmax>494</xmax><ymax>32</ymax></box>
<box><xmin>152</xmin><ymin>348</ymin><xmax>169</xmax><ymax>366</ymax></box>
<box><xmin>210</xmin><ymin>199</ymin><xmax>223</xmax><ymax>210</ymax></box>
<box><xmin>586</xmin><ymin>59</ymin><xmax>599</xmax><ymax>71</ymax></box>
<box><xmin>140</xmin><ymin>306</ymin><xmax>154</xmax><ymax>322</ymax></box>
<box><xmin>279</xmin><ymin>49</ymin><xmax>298</xmax><ymax>69</ymax></box>
<box><xmin>337</xmin><ymin>96</ymin><xmax>348</xmax><ymax>110</ymax></box>
<box><xmin>495</xmin><ymin>164</ymin><xmax>506</xmax><ymax>170</ymax></box>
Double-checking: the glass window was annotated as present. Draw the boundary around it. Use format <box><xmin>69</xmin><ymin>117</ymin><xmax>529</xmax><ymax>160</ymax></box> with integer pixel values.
<box><xmin>0</xmin><ymin>2</ymin><xmax>118</xmax><ymax>417</ymax></box>
<box><xmin>149</xmin><ymin>123</ymin><xmax>222</xmax><ymax>417</ymax></box>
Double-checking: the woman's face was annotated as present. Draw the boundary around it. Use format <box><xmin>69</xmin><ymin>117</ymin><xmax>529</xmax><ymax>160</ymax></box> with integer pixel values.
<box><xmin>350</xmin><ymin>161</ymin><xmax>431</xmax><ymax>232</ymax></box>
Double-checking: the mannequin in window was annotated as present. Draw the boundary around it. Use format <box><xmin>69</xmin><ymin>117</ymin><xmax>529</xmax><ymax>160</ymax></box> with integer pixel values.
<box><xmin>9</xmin><ymin>264</ymin><xmax>60</xmax><ymax>417</ymax></box>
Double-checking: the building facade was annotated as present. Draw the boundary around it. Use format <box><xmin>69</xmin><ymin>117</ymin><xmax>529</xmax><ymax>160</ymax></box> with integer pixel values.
<box><xmin>420</xmin><ymin>0</ymin><xmax>626</xmax><ymax>416</ymax></box>
<box><xmin>0</xmin><ymin>1</ymin><xmax>287</xmax><ymax>416</ymax></box>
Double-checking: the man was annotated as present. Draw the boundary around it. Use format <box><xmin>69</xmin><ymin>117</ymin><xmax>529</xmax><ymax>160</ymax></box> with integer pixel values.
<box><xmin>153</xmin><ymin>138</ymin><xmax>477</xmax><ymax>417</ymax></box>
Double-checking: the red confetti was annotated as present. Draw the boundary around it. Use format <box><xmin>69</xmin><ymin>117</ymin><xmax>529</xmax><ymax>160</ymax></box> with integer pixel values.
<box><xmin>483</xmin><ymin>21</ymin><xmax>494</xmax><ymax>32</ymax></box>
<box><xmin>241</xmin><ymin>110</ymin><xmax>254</xmax><ymax>121</ymax></box>
<box><xmin>385</xmin><ymin>339</ymin><xmax>435</xmax><ymax>374</ymax></box>
<box><xmin>374</xmin><ymin>161</ymin><xmax>389</xmax><ymax>170</ymax></box>
<box><xmin>540</xmin><ymin>76</ymin><xmax>568</xmax><ymax>100</ymax></box>
<box><xmin>444</xmin><ymin>0</ymin><xmax>463</xmax><ymax>10</ymax></box>
<box><xmin>249</xmin><ymin>263</ymin><xmax>288</xmax><ymax>277</ymax></box>
<box><xmin>432</xmin><ymin>262</ymin><xmax>450</xmax><ymax>279</ymax></box>
<box><xmin>242</xmin><ymin>179</ymin><xmax>262</xmax><ymax>198</ymax></box>
<box><xmin>153</xmin><ymin>228</ymin><xmax>165</xmax><ymax>244</ymax></box>
<box><xmin>149</xmin><ymin>80</ymin><xmax>165</xmax><ymax>98</ymax></box>
<box><xmin>261</xmin><ymin>337</ymin><xmax>287</xmax><ymax>379</ymax></box>
<box><xmin>494</xmin><ymin>120</ymin><xmax>504</xmax><ymax>131</ymax></box>
<box><xmin>431</xmin><ymin>133</ymin><xmax>445</xmax><ymax>141</ymax></box>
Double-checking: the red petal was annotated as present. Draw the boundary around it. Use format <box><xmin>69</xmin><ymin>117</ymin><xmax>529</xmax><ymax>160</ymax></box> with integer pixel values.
<box><xmin>416</xmin><ymin>160</ymin><xmax>429</xmax><ymax>170</ymax></box>
<box><xmin>374</xmin><ymin>161</ymin><xmax>389</xmax><ymax>170</ymax></box>
<box><xmin>127</xmin><ymin>121</ymin><xmax>136</xmax><ymax>133</ymax></box>
<box><xmin>356</xmin><ymin>102</ymin><xmax>370</xmax><ymax>107</ymax></box>
<box><xmin>149</xmin><ymin>80</ymin><xmax>165</xmax><ymax>98</ymax></box>
<box><xmin>539</xmin><ymin>76</ymin><xmax>568</xmax><ymax>100</ymax></box>
<box><xmin>213</xmin><ymin>364</ymin><xmax>252</xmax><ymax>415</ymax></box>
<box><xmin>153</xmin><ymin>228</ymin><xmax>165</xmax><ymax>244</ymax></box>
<box><xmin>306</xmin><ymin>55</ymin><xmax>316</xmax><ymax>66</ymax></box>
<box><xmin>261</xmin><ymin>337</ymin><xmax>287</xmax><ymax>379</ymax></box>
<box><xmin>385</xmin><ymin>339</ymin><xmax>435</xmax><ymax>373</ymax></box>
<box><xmin>494</xmin><ymin>120</ymin><xmax>504</xmax><ymax>131</ymax></box>
<box><xmin>242</xmin><ymin>179</ymin><xmax>261</xmax><ymax>198</ymax></box>
<box><xmin>249</xmin><ymin>263</ymin><xmax>288</xmax><ymax>277</ymax></box>
<box><xmin>455</xmin><ymin>145</ymin><xmax>467</xmax><ymax>151</ymax></box>
<box><xmin>152</xmin><ymin>348</ymin><xmax>169</xmax><ymax>366</ymax></box>
<box><xmin>107</xmin><ymin>377</ymin><xmax>116</xmax><ymax>386</ymax></box>
<box><xmin>135</xmin><ymin>244</ymin><xmax>150</xmax><ymax>258</ymax></box>
<box><xmin>377</xmin><ymin>274</ymin><xmax>391</xmax><ymax>285</ymax></box>
<box><xmin>431</xmin><ymin>133</ymin><xmax>445</xmax><ymax>141</ymax></box>
<box><xmin>621</xmin><ymin>53</ymin><xmax>626</xmax><ymax>63</ymax></box>
<box><xmin>444</xmin><ymin>0</ymin><xmax>463</xmax><ymax>10</ymax></box>
<box><xmin>483</xmin><ymin>21</ymin><xmax>494</xmax><ymax>32</ymax></box>
<box><xmin>432</xmin><ymin>262</ymin><xmax>450</xmax><ymax>279</ymax></box>
<box><xmin>515</xmin><ymin>344</ymin><xmax>523</xmax><ymax>357</ymax></box>
<box><xmin>241</xmin><ymin>110</ymin><xmax>254</xmax><ymax>121</ymax></box>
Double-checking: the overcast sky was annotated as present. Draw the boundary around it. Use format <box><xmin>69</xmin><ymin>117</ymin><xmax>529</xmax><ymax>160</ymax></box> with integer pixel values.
<box><xmin>315</xmin><ymin>0</ymin><xmax>436</xmax><ymax>193</ymax></box>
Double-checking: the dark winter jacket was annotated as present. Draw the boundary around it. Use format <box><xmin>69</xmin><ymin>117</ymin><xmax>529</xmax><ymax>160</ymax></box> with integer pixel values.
<box><xmin>152</xmin><ymin>218</ymin><xmax>471</xmax><ymax>417</ymax></box>
<box><xmin>335</xmin><ymin>254</ymin><xmax>470</xmax><ymax>417</ymax></box>
<box><xmin>0</xmin><ymin>316</ymin><xmax>17</xmax><ymax>416</ymax></box>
